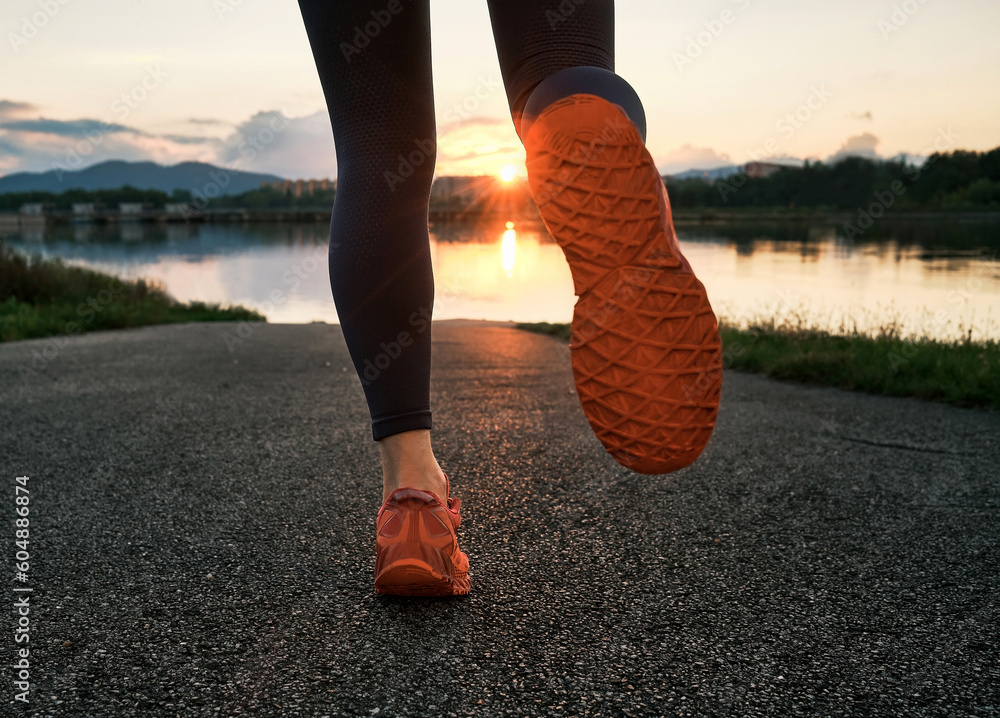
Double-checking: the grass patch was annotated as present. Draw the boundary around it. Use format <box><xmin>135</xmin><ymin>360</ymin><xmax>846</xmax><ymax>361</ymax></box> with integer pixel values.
<box><xmin>516</xmin><ymin>319</ymin><xmax>999</xmax><ymax>410</ymax></box>
<box><xmin>1</xmin><ymin>241</ymin><xmax>265</xmax><ymax>343</ymax></box>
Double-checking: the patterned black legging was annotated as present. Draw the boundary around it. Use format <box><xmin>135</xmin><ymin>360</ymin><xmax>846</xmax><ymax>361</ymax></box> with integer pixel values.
<box><xmin>297</xmin><ymin>0</ymin><xmax>643</xmax><ymax>440</ymax></box>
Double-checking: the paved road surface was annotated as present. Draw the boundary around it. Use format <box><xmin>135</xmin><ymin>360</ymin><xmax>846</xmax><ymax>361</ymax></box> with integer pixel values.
<box><xmin>1</xmin><ymin>321</ymin><xmax>997</xmax><ymax>717</ymax></box>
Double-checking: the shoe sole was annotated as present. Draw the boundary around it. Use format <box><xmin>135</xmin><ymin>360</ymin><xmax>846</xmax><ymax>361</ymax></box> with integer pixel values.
<box><xmin>525</xmin><ymin>94</ymin><xmax>723</xmax><ymax>474</ymax></box>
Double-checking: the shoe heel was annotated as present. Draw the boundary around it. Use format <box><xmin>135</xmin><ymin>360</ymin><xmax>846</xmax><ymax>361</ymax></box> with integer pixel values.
<box><xmin>375</xmin><ymin>542</ymin><xmax>470</xmax><ymax>597</ymax></box>
<box><xmin>376</xmin><ymin>540</ymin><xmax>454</xmax><ymax>580</ymax></box>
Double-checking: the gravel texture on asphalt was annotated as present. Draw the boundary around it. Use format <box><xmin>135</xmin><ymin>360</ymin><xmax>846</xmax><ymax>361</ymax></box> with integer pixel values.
<box><xmin>1</xmin><ymin>321</ymin><xmax>997</xmax><ymax>717</ymax></box>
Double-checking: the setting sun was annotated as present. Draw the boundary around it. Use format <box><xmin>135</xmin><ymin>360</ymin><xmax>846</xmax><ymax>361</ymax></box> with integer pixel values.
<box><xmin>499</xmin><ymin>164</ymin><xmax>518</xmax><ymax>183</ymax></box>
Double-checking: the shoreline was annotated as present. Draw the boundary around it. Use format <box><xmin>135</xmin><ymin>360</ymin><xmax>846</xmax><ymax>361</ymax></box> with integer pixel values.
<box><xmin>3</xmin><ymin>207</ymin><xmax>1000</xmax><ymax>230</ymax></box>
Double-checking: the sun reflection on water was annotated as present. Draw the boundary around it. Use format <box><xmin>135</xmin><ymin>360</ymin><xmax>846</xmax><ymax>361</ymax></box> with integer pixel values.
<box><xmin>500</xmin><ymin>222</ymin><xmax>517</xmax><ymax>277</ymax></box>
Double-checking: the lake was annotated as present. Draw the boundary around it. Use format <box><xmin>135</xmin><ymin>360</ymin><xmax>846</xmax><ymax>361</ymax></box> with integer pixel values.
<box><xmin>6</xmin><ymin>216</ymin><xmax>1000</xmax><ymax>341</ymax></box>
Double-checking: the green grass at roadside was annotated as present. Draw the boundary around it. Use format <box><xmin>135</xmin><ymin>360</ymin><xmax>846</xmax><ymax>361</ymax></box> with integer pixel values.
<box><xmin>1</xmin><ymin>242</ymin><xmax>264</xmax><ymax>343</ymax></box>
<box><xmin>516</xmin><ymin>319</ymin><xmax>999</xmax><ymax>410</ymax></box>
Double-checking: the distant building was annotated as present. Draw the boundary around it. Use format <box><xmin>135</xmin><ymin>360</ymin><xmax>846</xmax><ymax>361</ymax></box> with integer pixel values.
<box><xmin>20</xmin><ymin>203</ymin><xmax>55</xmax><ymax>215</ymax></box>
<box><xmin>70</xmin><ymin>203</ymin><xmax>105</xmax><ymax>224</ymax></box>
<box><xmin>165</xmin><ymin>203</ymin><xmax>191</xmax><ymax>215</ymax></box>
<box><xmin>119</xmin><ymin>202</ymin><xmax>152</xmax><ymax>214</ymax></box>
<box><xmin>744</xmin><ymin>161</ymin><xmax>800</xmax><ymax>179</ymax></box>
<box><xmin>72</xmin><ymin>203</ymin><xmax>105</xmax><ymax>216</ymax></box>
<box><xmin>260</xmin><ymin>178</ymin><xmax>334</xmax><ymax>197</ymax></box>
<box><xmin>262</xmin><ymin>179</ymin><xmax>289</xmax><ymax>194</ymax></box>
<box><xmin>119</xmin><ymin>203</ymin><xmax>152</xmax><ymax>222</ymax></box>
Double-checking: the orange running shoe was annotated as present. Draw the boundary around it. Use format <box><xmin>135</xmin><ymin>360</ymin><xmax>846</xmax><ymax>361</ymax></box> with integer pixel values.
<box><xmin>374</xmin><ymin>477</ymin><xmax>470</xmax><ymax>597</ymax></box>
<box><xmin>524</xmin><ymin>94</ymin><xmax>723</xmax><ymax>474</ymax></box>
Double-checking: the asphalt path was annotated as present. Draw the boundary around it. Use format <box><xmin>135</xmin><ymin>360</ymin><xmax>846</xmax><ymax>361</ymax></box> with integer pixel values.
<box><xmin>1</xmin><ymin>321</ymin><xmax>997</xmax><ymax>717</ymax></box>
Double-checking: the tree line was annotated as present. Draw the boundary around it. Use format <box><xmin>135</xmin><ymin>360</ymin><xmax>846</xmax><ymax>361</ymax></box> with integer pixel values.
<box><xmin>0</xmin><ymin>186</ymin><xmax>335</xmax><ymax>212</ymax></box>
<box><xmin>666</xmin><ymin>147</ymin><xmax>1000</xmax><ymax>210</ymax></box>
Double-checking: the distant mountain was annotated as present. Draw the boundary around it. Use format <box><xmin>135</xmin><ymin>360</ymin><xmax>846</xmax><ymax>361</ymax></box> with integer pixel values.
<box><xmin>666</xmin><ymin>165</ymin><xmax>743</xmax><ymax>182</ymax></box>
<box><xmin>0</xmin><ymin>160</ymin><xmax>284</xmax><ymax>195</ymax></box>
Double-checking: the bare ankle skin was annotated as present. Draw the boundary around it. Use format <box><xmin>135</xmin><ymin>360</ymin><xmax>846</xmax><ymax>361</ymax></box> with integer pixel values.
<box><xmin>378</xmin><ymin>429</ymin><xmax>448</xmax><ymax>503</ymax></box>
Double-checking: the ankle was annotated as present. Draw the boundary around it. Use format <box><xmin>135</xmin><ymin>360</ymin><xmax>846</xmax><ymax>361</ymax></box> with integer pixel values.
<box><xmin>382</xmin><ymin>468</ymin><xmax>448</xmax><ymax>504</ymax></box>
<box><xmin>378</xmin><ymin>429</ymin><xmax>448</xmax><ymax>503</ymax></box>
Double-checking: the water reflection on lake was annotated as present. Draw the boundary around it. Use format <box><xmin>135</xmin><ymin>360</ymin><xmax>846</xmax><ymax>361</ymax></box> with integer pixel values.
<box><xmin>7</xmin><ymin>217</ymin><xmax>1000</xmax><ymax>340</ymax></box>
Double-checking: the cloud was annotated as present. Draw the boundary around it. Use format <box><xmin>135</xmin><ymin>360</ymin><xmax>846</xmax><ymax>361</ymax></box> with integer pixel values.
<box><xmin>0</xmin><ymin>104</ymin><xmax>189</xmax><ymax>175</ymax></box>
<box><xmin>0</xmin><ymin>134</ymin><xmax>158</xmax><ymax>175</ymax></box>
<box><xmin>186</xmin><ymin>117</ymin><xmax>228</xmax><ymax>126</ymax></box>
<box><xmin>850</xmin><ymin>111</ymin><xmax>874</xmax><ymax>121</ymax></box>
<box><xmin>0</xmin><ymin>138</ymin><xmax>24</xmax><ymax>157</ymax></box>
<box><xmin>828</xmin><ymin>132</ymin><xmax>881</xmax><ymax>164</ymax></box>
<box><xmin>0</xmin><ymin>118</ymin><xmax>138</xmax><ymax>137</ymax></box>
<box><xmin>215</xmin><ymin>110</ymin><xmax>336</xmax><ymax>179</ymax></box>
<box><xmin>0</xmin><ymin>100</ymin><xmax>37</xmax><ymax>116</ymax></box>
<box><xmin>0</xmin><ymin>105</ymin><xmax>337</xmax><ymax>179</ymax></box>
<box><xmin>656</xmin><ymin>144</ymin><xmax>733</xmax><ymax>175</ymax></box>
<box><xmin>0</xmin><ymin>138</ymin><xmax>25</xmax><ymax>173</ymax></box>
<box><xmin>162</xmin><ymin>133</ymin><xmax>220</xmax><ymax>145</ymax></box>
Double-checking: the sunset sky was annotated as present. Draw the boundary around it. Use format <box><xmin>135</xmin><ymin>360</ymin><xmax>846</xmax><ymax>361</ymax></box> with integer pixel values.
<box><xmin>3</xmin><ymin>0</ymin><xmax>999</xmax><ymax>181</ymax></box>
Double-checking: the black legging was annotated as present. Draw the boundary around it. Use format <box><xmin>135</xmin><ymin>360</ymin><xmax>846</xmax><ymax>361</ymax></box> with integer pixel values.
<box><xmin>297</xmin><ymin>0</ymin><xmax>643</xmax><ymax>440</ymax></box>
